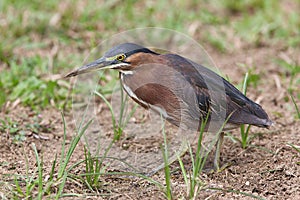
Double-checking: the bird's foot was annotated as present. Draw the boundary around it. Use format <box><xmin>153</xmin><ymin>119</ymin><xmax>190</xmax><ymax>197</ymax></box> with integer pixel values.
<box><xmin>139</xmin><ymin>110</ymin><xmax>151</xmax><ymax>123</ymax></box>
<box><xmin>215</xmin><ymin>162</ymin><xmax>231</xmax><ymax>172</ymax></box>
<box><xmin>206</xmin><ymin>162</ymin><xmax>231</xmax><ymax>174</ymax></box>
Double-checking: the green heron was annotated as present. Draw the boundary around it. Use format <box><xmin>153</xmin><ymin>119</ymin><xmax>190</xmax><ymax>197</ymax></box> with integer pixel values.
<box><xmin>66</xmin><ymin>43</ymin><xmax>272</xmax><ymax>170</ymax></box>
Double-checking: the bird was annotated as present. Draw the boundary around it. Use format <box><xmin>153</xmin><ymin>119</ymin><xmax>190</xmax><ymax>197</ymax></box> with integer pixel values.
<box><xmin>65</xmin><ymin>43</ymin><xmax>272</xmax><ymax>171</ymax></box>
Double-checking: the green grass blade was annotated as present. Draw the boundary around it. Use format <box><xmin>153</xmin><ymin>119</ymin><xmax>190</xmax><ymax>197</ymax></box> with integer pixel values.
<box><xmin>58</xmin><ymin>112</ymin><xmax>67</xmax><ymax>176</ymax></box>
<box><xmin>55</xmin><ymin>173</ymin><xmax>68</xmax><ymax>200</ymax></box>
<box><xmin>242</xmin><ymin>72</ymin><xmax>249</xmax><ymax>95</ymax></box>
<box><xmin>288</xmin><ymin>143</ymin><xmax>300</xmax><ymax>153</ymax></box>
<box><xmin>32</xmin><ymin>143</ymin><xmax>43</xmax><ymax>200</ymax></box>
<box><xmin>290</xmin><ymin>93</ymin><xmax>300</xmax><ymax>119</ymax></box>
<box><xmin>240</xmin><ymin>72</ymin><xmax>251</xmax><ymax>148</ymax></box>
<box><xmin>177</xmin><ymin>155</ymin><xmax>188</xmax><ymax>190</ymax></box>
<box><xmin>161</xmin><ymin>119</ymin><xmax>172</xmax><ymax>200</ymax></box>
<box><xmin>94</xmin><ymin>91</ymin><xmax>119</xmax><ymax>138</ymax></box>
<box><xmin>118</xmin><ymin>82</ymin><xmax>126</xmax><ymax>129</ymax></box>
<box><xmin>49</xmin><ymin>154</ymin><xmax>57</xmax><ymax>182</ymax></box>
<box><xmin>13</xmin><ymin>176</ymin><xmax>24</xmax><ymax>197</ymax></box>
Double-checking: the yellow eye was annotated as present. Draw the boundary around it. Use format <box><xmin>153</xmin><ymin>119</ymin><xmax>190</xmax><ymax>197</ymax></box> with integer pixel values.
<box><xmin>116</xmin><ymin>54</ymin><xmax>125</xmax><ymax>61</ymax></box>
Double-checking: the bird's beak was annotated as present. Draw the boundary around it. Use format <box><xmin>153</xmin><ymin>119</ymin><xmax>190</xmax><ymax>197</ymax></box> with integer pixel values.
<box><xmin>65</xmin><ymin>57</ymin><xmax>114</xmax><ymax>77</ymax></box>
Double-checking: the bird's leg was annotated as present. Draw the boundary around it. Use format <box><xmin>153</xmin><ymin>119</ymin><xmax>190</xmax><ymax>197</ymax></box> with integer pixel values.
<box><xmin>214</xmin><ymin>131</ymin><xmax>224</xmax><ymax>171</ymax></box>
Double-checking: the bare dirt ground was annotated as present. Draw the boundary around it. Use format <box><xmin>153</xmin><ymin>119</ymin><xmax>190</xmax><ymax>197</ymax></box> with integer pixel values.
<box><xmin>1</xmin><ymin>40</ymin><xmax>299</xmax><ymax>199</ymax></box>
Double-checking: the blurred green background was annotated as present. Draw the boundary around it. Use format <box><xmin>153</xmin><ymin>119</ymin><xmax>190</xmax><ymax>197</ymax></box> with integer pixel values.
<box><xmin>0</xmin><ymin>0</ymin><xmax>299</xmax><ymax>109</ymax></box>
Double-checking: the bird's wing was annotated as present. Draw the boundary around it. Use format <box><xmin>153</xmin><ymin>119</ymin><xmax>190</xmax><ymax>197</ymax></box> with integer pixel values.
<box><xmin>162</xmin><ymin>54</ymin><xmax>272</xmax><ymax>127</ymax></box>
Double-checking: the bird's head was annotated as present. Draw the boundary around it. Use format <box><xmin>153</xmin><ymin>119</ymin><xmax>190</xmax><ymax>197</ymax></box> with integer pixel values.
<box><xmin>65</xmin><ymin>43</ymin><xmax>159</xmax><ymax>77</ymax></box>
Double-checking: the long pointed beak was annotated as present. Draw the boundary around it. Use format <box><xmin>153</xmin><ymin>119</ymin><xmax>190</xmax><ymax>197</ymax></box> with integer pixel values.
<box><xmin>65</xmin><ymin>57</ymin><xmax>114</xmax><ymax>77</ymax></box>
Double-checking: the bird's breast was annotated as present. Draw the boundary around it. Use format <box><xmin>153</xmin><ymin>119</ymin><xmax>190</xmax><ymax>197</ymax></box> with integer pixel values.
<box><xmin>120</xmin><ymin>65</ymin><xmax>202</xmax><ymax>130</ymax></box>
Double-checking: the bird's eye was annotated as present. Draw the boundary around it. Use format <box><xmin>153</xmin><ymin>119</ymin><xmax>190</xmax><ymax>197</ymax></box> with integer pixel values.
<box><xmin>116</xmin><ymin>54</ymin><xmax>125</xmax><ymax>61</ymax></box>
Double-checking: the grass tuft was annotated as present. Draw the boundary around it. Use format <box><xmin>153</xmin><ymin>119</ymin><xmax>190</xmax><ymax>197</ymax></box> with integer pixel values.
<box><xmin>7</xmin><ymin>113</ymin><xmax>92</xmax><ymax>199</ymax></box>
